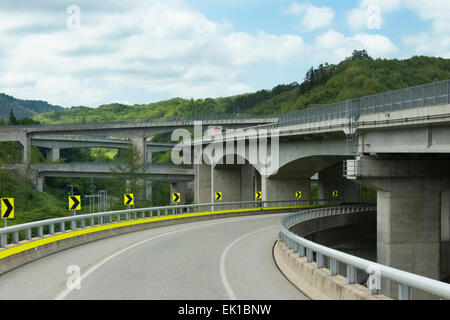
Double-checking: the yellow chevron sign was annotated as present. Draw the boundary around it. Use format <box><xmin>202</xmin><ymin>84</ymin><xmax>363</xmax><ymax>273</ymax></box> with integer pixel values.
<box><xmin>255</xmin><ymin>191</ymin><xmax>262</xmax><ymax>200</ymax></box>
<box><xmin>332</xmin><ymin>190</ymin><xmax>339</xmax><ymax>198</ymax></box>
<box><xmin>172</xmin><ymin>193</ymin><xmax>181</xmax><ymax>203</ymax></box>
<box><xmin>295</xmin><ymin>191</ymin><xmax>302</xmax><ymax>199</ymax></box>
<box><xmin>68</xmin><ymin>196</ymin><xmax>81</xmax><ymax>211</ymax></box>
<box><xmin>1</xmin><ymin>198</ymin><xmax>14</xmax><ymax>219</ymax></box>
<box><xmin>124</xmin><ymin>193</ymin><xmax>134</xmax><ymax>206</ymax></box>
<box><xmin>215</xmin><ymin>192</ymin><xmax>223</xmax><ymax>201</ymax></box>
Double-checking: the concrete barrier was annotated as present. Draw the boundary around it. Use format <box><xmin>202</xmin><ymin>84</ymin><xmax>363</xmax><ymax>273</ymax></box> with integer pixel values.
<box><xmin>273</xmin><ymin>240</ymin><xmax>391</xmax><ymax>300</ymax></box>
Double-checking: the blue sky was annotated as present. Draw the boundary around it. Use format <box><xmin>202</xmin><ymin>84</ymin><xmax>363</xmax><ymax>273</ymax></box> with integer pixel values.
<box><xmin>0</xmin><ymin>0</ymin><xmax>448</xmax><ymax>107</ymax></box>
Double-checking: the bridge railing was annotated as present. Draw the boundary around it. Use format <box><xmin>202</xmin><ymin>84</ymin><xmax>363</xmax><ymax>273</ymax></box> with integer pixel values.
<box><xmin>279</xmin><ymin>205</ymin><xmax>450</xmax><ymax>300</ymax></box>
<box><xmin>273</xmin><ymin>79</ymin><xmax>450</xmax><ymax>127</ymax></box>
<box><xmin>0</xmin><ymin>199</ymin><xmax>335</xmax><ymax>249</ymax></box>
<box><xmin>0</xmin><ymin>113</ymin><xmax>278</xmax><ymax>129</ymax></box>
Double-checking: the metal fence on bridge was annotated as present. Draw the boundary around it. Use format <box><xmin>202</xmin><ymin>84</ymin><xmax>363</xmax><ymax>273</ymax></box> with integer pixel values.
<box><xmin>278</xmin><ymin>79</ymin><xmax>450</xmax><ymax>125</ymax></box>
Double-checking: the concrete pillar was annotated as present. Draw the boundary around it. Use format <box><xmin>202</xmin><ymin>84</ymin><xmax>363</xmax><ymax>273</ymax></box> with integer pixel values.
<box><xmin>319</xmin><ymin>163</ymin><xmax>361</xmax><ymax>202</ymax></box>
<box><xmin>240</xmin><ymin>164</ymin><xmax>254</xmax><ymax>201</ymax></box>
<box><xmin>375</xmin><ymin>178</ymin><xmax>441</xmax><ymax>299</ymax></box>
<box><xmin>212</xmin><ymin>167</ymin><xmax>241</xmax><ymax>202</ymax></box>
<box><xmin>195</xmin><ymin>164</ymin><xmax>212</xmax><ymax>203</ymax></box>
<box><xmin>36</xmin><ymin>176</ymin><xmax>45</xmax><ymax>192</ymax></box>
<box><xmin>20</xmin><ymin>134</ymin><xmax>31</xmax><ymax>164</ymax></box>
<box><xmin>261</xmin><ymin>176</ymin><xmax>310</xmax><ymax>201</ymax></box>
<box><xmin>170</xmin><ymin>182</ymin><xmax>193</xmax><ymax>205</ymax></box>
<box><xmin>212</xmin><ymin>165</ymin><xmax>255</xmax><ymax>203</ymax></box>
<box><xmin>131</xmin><ymin>137</ymin><xmax>146</xmax><ymax>164</ymax></box>
<box><xmin>145</xmin><ymin>180</ymin><xmax>153</xmax><ymax>203</ymax></box>
<box><xmin>46</xmin><ymin>147</ymin><xmax>60</xmax><ymax>162</ymax></box>
<box><xmin>442</xmin><ymin>189</ymin><xmax>450</xmax><ymax>242</ymax></box>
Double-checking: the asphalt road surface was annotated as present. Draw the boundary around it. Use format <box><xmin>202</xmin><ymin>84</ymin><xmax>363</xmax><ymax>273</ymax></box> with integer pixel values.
<box><xmin>0</xmin><ymin>213</ymin><xmax>307</xmax><ymax>300</ymax></box>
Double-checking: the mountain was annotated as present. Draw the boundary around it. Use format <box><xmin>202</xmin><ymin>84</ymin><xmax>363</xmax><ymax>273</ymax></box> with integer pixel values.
<box><xmin>0</xmin><ymin>93</ymin><xmax>62</xmax><ymax>120</ymax></box>
<box><xmin>31</xmin><ymin>54</ymin><xmax>450</xmax><ymax>125</ymax></box>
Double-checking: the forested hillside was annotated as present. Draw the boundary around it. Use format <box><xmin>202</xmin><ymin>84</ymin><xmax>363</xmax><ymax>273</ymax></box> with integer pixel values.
<box><xmin>33</xmin><ymin>52</ymin><xmax>450</xmax><ymax>124</ymax></box>
<box><xmin>0</xmin><ymin>93</ymin><xmax>62</xmax><ymax>120</ymax></box>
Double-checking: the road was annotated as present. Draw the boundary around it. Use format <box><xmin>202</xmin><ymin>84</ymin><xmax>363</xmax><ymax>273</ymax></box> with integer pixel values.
<box><xmin>0</xmin><ymin>213</ymin><xmax>307</xmax><ymax>300</ymax></box>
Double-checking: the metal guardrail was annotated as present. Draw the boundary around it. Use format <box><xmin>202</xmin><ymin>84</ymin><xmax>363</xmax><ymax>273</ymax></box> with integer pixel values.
<box><xmin>279</xmin><ymin>205</ymin><xmax>450</xmax><ymax>300</ymax></box>
<box><xmin>278</xmin><ymin>79</ymin><xmax>450</xmax><ymax>126</ymax></box>
<box><xmin>0</xmin><ymin>199</ymin><xmax>334</xmax><ymax>249</ymax></box>
<box><xmin>0</xmin><ymin>113</ymin><xmax>278</xmax><ymax>129</ymax></box>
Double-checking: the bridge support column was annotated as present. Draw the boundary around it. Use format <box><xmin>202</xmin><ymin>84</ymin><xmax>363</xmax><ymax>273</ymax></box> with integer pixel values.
<box><xmin>350</xmin><ymin>158</ymin><xmax>449</xmax><ymax>299</ymax></box>
<box><xmin>212</xmin><ymin>165</ymin><xmax>255</xmax><ymax>202</ymax></box>
<box><xmin>19</xmin><ymin>134</ymin><xmax>31</xmax><ymax>164</ymax></box>
<box><xmin>170</xmin><ymin>182</ymin><xmax>193</xmax><ymax>205</ymax></box>
<box><xmin>46</xmin><ymin>147</ymin><xmax>60</xmax><ymax>162</ymax></box>
<box><xmin>36</xmin><ymin>176</ymin><xmax>45</xmax><ymax>192</ymax></box>
<box><xmin>195</xmin><ymin>164</ymin><xmax>212</xmax><ymax>203</ymax></box>
<box><xmin>319</xmin><ymin>163</ymin><xmax>361</xmax><ymax>202</ymax></box>
<box><xmin>261</xmin><ymin>176</ymin><xmax>310</xmax><ymax>202</ymax></box>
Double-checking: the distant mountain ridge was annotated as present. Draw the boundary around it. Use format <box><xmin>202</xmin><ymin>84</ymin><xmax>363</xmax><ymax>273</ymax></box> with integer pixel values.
<box><xmin>0</xmin><ymin>93</ymin><xmax>62</xmax><ymax>120</ymax></box>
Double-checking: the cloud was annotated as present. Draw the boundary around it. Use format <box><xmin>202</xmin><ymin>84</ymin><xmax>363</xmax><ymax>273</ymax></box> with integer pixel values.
<box><xmin>0</xmin><ymin>0</ymin><xmax>308</xmax><ymax>107</ymax></box>
<box><xmin>285</xmin><ymin>3</ymin><xmax>335</xmax><ymax>32</ymax></box>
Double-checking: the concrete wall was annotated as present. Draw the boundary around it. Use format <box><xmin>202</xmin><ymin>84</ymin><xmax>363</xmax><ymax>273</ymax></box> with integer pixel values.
<box><xmin>318</xmin><ymin>163</ymin><xmax>361</xmax><ymax>203</ymax></box>
<box><xmin>273</xmin><ymin>241</ymin><xmax>390</xmax><ymax>300</ymax></box>
<box><xmin>262</xmin><ymin>176</ymin><xmax>310</xmax><ymax>201</ymax></box>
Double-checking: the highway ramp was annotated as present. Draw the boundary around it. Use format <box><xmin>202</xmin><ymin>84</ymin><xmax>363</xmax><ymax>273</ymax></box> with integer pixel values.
<box><xmin>0</xmin><ymin>213</ymin><xmax>307</xmax><ymax>300</ymax></box>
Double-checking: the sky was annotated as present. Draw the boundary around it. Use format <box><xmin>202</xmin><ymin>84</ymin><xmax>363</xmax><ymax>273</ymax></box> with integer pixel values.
<box><xmin>0</xmin><ymin>0</ymin><xmax>449</xmax><ymax>108</ymax></box>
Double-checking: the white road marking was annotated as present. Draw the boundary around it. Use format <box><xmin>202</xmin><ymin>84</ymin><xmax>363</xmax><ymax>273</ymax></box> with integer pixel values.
<box><xmin>219</xmin><ymin>225</ymin><xmax>277</xmax><ymax>300</ymax></box>
<box><xmin>54</xmin><ymin>214</ymin><xmax>281</xmax><ymax>300</ymax></box>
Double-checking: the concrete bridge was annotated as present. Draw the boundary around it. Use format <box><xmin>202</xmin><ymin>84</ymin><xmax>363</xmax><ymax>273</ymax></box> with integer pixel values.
<box><xmin>185</xmin><ymin>79</ymin><xmax>450</xmax><ymax>298</ymax></box>
<box><xmin>0</xmin><ymin>80</ymin><xmax>449</xmax><ymax>299</ymax></box>
<box><xmin>0</xmin><ymin>115</ymin><xmax>278</xmax><ymax>164</ymax></box>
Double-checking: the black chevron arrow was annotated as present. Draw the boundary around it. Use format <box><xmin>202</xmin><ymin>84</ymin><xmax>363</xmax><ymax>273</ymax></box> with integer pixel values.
<box><xmin>70</xmin><ymin>196</ymin><xmax>80</xmax><ymax>210</ymax></box>
<box><xmin>296</xmin><ymin>191</ymin><xmax>302</xmax><ymax>198</ymax></box>
<box><xmin>2</xmin><ymin>199</ymin><xmax>13</xmax><ymax>218</ymax></box>
<box><xmin>215</xmin><ymin>192</ymin><xmax>222</xmax><ymax>200</ymax></box>
<box><xmin>125</xmin><ymin>194</ymin><xmax>133</xmax><ymax>205</ymax></box>
<box><xmin>173</xmin><ymin>193</ymin><xmax>180</xmax><ymax>202</ymax></box>
<box><xmin>256</xmin><ymin>192</ymin><xmax>261</xmax><ymax>199</ymax></box>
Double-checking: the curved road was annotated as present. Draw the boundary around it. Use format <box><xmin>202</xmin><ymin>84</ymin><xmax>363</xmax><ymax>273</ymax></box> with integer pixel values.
<box><xmin>0</xmin><ymin>213</ymin><xmax>307</xmax><ymax>300</ymax></box>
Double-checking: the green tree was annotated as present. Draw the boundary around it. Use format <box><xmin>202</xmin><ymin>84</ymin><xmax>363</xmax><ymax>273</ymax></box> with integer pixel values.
<box><xmin>110</xmin><ymin>145</ymin><xmax>147</xmax><ymax>206</ymax></box>
<box><xmin>8</xmin><ymin>109</ymin><xmax>18</xmax><ymax>125</ymax></box>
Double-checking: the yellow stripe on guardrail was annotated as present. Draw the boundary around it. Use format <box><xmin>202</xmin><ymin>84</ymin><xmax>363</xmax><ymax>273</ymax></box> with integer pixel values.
<box><xmin>0</xmin><ymin>204</ymin><xmax>332</xmax><ymax>260</ymax></box>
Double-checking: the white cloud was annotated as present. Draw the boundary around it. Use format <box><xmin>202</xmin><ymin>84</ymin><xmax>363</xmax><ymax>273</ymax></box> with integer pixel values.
<box><xmin>347</xmin><ymin>0</ymin><xmax>403</xmax><ymax>32</ymax></box>
<box><xmin>0</xmin><ymin>0</ymin><xmax>308</xmax><ymax>107</ymax></box>
<box><xmin>285</xmin><ymin>3</ymin><xmax>335</xmax><ymax>32</ymax></box>
<box><xmin>315</xmin><ymin>30</ymin><xmax>398</xmax><ymax>62</ymax></box>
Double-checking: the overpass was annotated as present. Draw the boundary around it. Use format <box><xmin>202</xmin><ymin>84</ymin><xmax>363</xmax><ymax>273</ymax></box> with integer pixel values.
<box><xmin>184</xmin><ymin>79</ymin><xmax>450</xmax><ymax>298</ymax></box>
<box><xmin>0</xmin><ymin>114</ymin><xmax>278</xmax><ymax>164</ymax></box>
<box><xmin>0</xmin><ymin>80</ymin><xmax>449</xmax><ymax>300</ymax></box>
<box><xmin>30</xmin><ymin>135</ymin><xmax>176</xmax><ymax>162</ymax></box>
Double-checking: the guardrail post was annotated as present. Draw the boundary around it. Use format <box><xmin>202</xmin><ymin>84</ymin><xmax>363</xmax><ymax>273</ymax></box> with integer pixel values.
<box><xmin>13</xmin><ymin>232</ymin><xmax>19</xmax><ymax>244</ymax></box>
<box><xmin>71</xmin><ymin>220</ymin><xmax>76</xmax><ymax>230</ymax></box>
<box><xmin>317</xmin><ymin>253</ymin><xmax>324</xmax><ymax>268</ymax></box>
<box><xmin>26</xmin><ymin>228</ymin><xmax>32</xmax><ymax>240</ymax></box>
<box><xmin>49</xmin><ymin>224</ymin><xmax>55</xmax><ymax>235</ymax></box>
<box><xmin>306</xmin><ymin>248</ymin><xmax>313</xmax><ymax>263</ymax></box>
<box><xmin>81</xmin><ymin>219</ymin><xmax>85</xmax><ymax>228</ymax></box>
<box><xmin>0</xmin><ymin>234</ymin><xmax>7</xmax><ymax>248</ymax></box>
<box><xmin>329</xmin><ymin>258</ymin><xmax>338</xmax><ymax>276</ymax></box>
<box><xmin>347</xmin><ymin>265</ymin><xmax>356</xmax><ymax>284</ymax></box>
<box><xmin>38</xmin><ymin>226</ymin><xmax>43</xmax><ymax>237</ymax></box>
<box><xmin>398</xmin><ymin>284</ymin><xmax>412</xmax><ymax>300</ymax></box>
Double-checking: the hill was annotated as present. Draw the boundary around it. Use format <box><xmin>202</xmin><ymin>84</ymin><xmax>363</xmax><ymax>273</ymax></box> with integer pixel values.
<box><xmin>0</xmin><ymin>93</ymin><xmax>62</xmax><ymax>120</ymax></box>
<box><xmin>32</xmin><ymin>54</ymin><xmax>450</xmax><ymax>125</ymax></box>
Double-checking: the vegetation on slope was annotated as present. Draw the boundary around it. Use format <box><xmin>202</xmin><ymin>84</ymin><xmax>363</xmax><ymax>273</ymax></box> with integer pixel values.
<box><xmin>33</xmin><ymin>52</ymin><xmax>450</xmax><ymax>124</ymax></box>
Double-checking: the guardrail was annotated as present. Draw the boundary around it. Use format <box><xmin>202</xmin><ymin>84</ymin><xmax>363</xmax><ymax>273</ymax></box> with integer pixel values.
<box><xmin>279</xmin><ymin>205</ymin><xmax>450</xmax><ymax>300</ymax></box>
<box><xmin>278</xmin><ymin>79</ymin><xmax>450</xmax><ymax>126</ymax></box>
<box><xmin>0</xmin><ymin>199</ymin><xmax>334</xmax><ymax>249</ymax></box>
<box><xmin>0</xmin><ymin>113</ymin><xmax>278</xmax><ymax>129</ymax></box>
